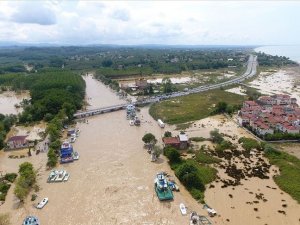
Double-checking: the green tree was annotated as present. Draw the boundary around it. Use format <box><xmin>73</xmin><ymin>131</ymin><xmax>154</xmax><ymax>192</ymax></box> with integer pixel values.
<box><xmin>164</xmin><ymin>131</ymin><xmax>172</xmax><ymax>137</ymax></box>
<box><xmin>162</xmin><ymin>77</ymin><xmax>173</xmax><ymax>93</ymax></box>
<box><xmin>142</xmin><ymin>133</ymin><xmax>157</xmax><ymax>144</ymax></box>
<box><xmin>215</xmin><ymin>101</ymin><xmax>227</xmax><ymax>113</ymax></box>
<box><xmin>164</xmin><ymin>146</ymin><xmax>181</xmax><ymax>163</ymax></box>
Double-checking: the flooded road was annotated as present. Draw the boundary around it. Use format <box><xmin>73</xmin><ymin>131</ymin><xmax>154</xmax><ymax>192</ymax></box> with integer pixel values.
<box><xmin>0</xmin><ymin>91</ymin><xmax>30</xmax><ymax>115</ymax></box>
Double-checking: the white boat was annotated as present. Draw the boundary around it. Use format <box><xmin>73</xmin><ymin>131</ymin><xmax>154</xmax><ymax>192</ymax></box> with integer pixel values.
<box><xmin>180</xmin><ymin>203</ymin><xmax>187</xmax><ymax>215</ymax></box>
<box><xmin>73</xmin><ymin>151</ymin><xmax>79</xmax><ymax>160</ymax></box>
<box><xmin>129</xmin><ymin>120</ymin><xmax>134</xmax><ymax>126</ymax></box>
<box><xmin>36</xmin><ymin>198</ymin><xmax>48</xmax><ymax>209</ymax></box>
<box><xmin>70</xmin><ymin>137</ymin><xmax>76</xmax><ymax>143</ymax></box>
<box><xmin>47</xmin><ymin>170</ymin><xmax>58</xmax><ymax>183</ymax></box>
<box><xmin>55</xmin><ymin>170</ymin><xmax>66</xmax><ymax>182</ymax></box>
<box><xmin>64</xmin><ymin>173</ymin><xmax>70</xmax><ymax>181</ymax></box>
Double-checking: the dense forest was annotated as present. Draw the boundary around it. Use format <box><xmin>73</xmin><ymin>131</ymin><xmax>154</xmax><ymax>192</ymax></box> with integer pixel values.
<box><xmin>0</xmin><ymin>46</ymin><xmax>250</xmax><ymax>76</ymax></box>
<box><xmin>0</xmin><ymin>69</ymin><xmax>85</xmax><ymax>123</ymax></box>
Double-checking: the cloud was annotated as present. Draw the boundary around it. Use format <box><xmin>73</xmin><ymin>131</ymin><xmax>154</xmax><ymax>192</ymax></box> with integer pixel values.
<box><xmin>110</xmin><ymin>8</ymin><xmax>130</xmax><ymax>21</ymax></box>
<box><xmin>12</xmin><ymin>2</ymin><xmax>57</xmax><ymax>25</ymax></box>
<box><xmin>0</xmin><ymin>1</ymin><xmax>299</xmax><ymax>45</ymax></box>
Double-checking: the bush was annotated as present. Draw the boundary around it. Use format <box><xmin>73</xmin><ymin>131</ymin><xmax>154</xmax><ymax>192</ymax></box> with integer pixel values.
<box><xmin>164</xmin><ymin>131</ymin><xmax>172</xmax><ymax>137</ymax></box>
<box><xmin>190</xmin><ymin>137</ymin><xmax>206</xmax><ymax>142</ymax></box>
<box><xmin>195</xmin><ymin>150</ymin><xmax>221</xmax><ymax>164</ymax></box>
<box><xmin>164</xmin><ymin>146</ymin><xmax>181</xmax><ymax>164</ymax></box>
<box><xmin>4</xmin><ymin>173</ymin><xmax>17</xmax><ymax>183</ymax></box>
<box><xmin>14</xmin><ymin>162</ymin><xmax>36</xmax><ymax>202</ymax></box>
<box><xmin>215</xmin><ymin>140</ymin><xmax>235</xmax><ymax>152</ymax></box>
<box><xmin>209</xmin><ymin>129</ymin><xmax>224</xmax><ymax>144</ymax></box>
<box><xmin>175</xmin><ymin>162</ymin><xmax>205</xmax><ymax>191</ymax></box>
<box><xmin>238</xmin><ymin>137</ymin><xmax>261</xmax><ymax>151</ymax></box>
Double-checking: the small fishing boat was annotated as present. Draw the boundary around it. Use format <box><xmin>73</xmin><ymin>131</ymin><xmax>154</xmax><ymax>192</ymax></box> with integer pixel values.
<box><xmin>73</xmin><ymin>151</ymin><xmax>79</xmax><ymax>160</ymax></box>
<box><xmin>180</xmin><ymin>203</ymin><xmax>187</xmax><ymax>215</ymax></box>
<box><xmin>23</xmin><ymin>216</ymin><xmax>40</xmax><ymax>225</ymax></box>
<box><xmin>64</xmin><ymin>172</ymin><xmax>70</xmax><ymax>181</ymax></box>
<box><xmin>36</xmin><ymin>198</ymin><xmax>48</xmax><ymax>209</ymax></box>
<box><xmin>55</xmin><ymin>170</ymin><xmax>66</xmax><ymax>182</ymax></box>
<box><xmin>47</xmin><ymin>170</ymin><xmax>57</xmax><ymax>183</ymax></box>
<box><xmin>129</xmin><ymin>120</ymin><xmax>134</xmax><ymax>126</ymax></box>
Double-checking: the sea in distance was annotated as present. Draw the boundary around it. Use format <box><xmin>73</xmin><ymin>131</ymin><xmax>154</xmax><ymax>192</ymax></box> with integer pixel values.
<box><xmin>255</xmin><ymin>45</ymin><xmax>300</xmax><ymax>64</ymax></box>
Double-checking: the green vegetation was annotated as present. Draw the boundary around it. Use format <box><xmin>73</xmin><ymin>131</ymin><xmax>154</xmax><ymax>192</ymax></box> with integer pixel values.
<box><xmin>209</xmin><ymin>129</ymin><xmax>224</xmax><ymax>144</ymax></box>
<box><xmin>256</xmin><ymin>52</ymin><xmax>297</xmax><ymax>67</ymax></box>
<box><xmin>4</xmin><ymin>173</ymin><xmax>17</xmax><ymax>183</ymax></box>
<box><xmin>0</xmin><ymin>213</ymin><xmax>10</xmax><ymax>225</ymax></box>
<box><xmin>215</xmin><ymin>140</ymin><xmax>235</xmax><ymax>152</ymax></box>
<box><xmin>0</xmin><ymin>114</ymin><xmax>17</xmax><ymax>149</ymax></box>
<box><xmin>189</xmin><ymin>137</ymin><xmax>206</xmax><ymax>142</ymax></box>
<box><xmin>47</xmin><ymin>148</ymin><xmax>58</xmax><ymax>168</ymax></box>
<box><xmin>163</xmin><ymin>146</ymin><xmax>217</xmax><ymax>203</ymax></box>
<box><xmin>238</xmin><ymin>137</ymin><xmax>262</xmax><ymax>151</ymax></box>
<box><xmin>149</xmin><ymin>90</ymin><xmax>245</xmax><ymax>124</ymax></box>
<box><xmin>18</xmin><ymin>69</ymin><xmax>85</xmax><ymax>123</ymax></box>
<box><xmin>0</xmin><ymin>172</ymin><xmax>17</xmax><ymax>201</ymax></box>
<box><xmin>164</xmin><ymin>146</ymin><xmax>181</xmax><ymax>164</ymax></box>
<box><xmin>14</xmin><ymin>162</ymin><xmax>36</xmax><ymax>202</ymax></box>
<box><xmin>195</xmin><ymin>147</ymin><xmax>221</xmax><ymax>164</ymax></box>
<box><xmin>142</xmin><ymin>133</ymin><xmax>157</xmax><ymax>144</ymax></box>
<box><xmin>164</xmin><ymin>131</ymin><xmax>172</xmax><ymax>138</ymax></box>
<box><xmin>211</xmin><ymin>101</ymin><xmax>241</xmax><ymax>115</ymax></box>
<box><xmin>263</xmin><ymin>144</ymin><xmax>300</xmax><ymax>203</ymax></box>
<box><xmin>264</xmin><ymin>132</ymin><xmax>300</xmax><ymax>141</ymax></box>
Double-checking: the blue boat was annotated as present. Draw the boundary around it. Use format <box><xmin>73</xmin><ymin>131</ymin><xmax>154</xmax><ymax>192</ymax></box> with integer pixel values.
<box><xmin>23</xmin><ymin>216</ymin><xmax>40</xmax><ymax>225</ymax></box>
<box><xmin>154</xmin><ymin>172</ymin><xmax>174</xmax><ymax>201</ymax></box>
<box><xmin>60</xmin><ymin>141</ymin><xmax>74</xmax><ymax>163</ymax></box>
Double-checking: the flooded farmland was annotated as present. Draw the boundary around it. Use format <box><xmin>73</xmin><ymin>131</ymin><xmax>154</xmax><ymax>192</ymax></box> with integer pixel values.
<box><xmin>0</xmin><ymin>91</ymin><xmax>30</xmax><ymax>115</ymax></box>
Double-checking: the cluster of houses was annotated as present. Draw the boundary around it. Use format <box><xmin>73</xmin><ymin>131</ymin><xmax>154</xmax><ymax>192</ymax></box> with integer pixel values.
<box><xmin>238</xmin><ymin>94</ymin><xmax>300</xmax><ymax>136</ymax></box>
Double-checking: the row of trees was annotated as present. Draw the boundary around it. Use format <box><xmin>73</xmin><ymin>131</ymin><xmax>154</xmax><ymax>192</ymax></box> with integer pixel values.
<box><xmin>14</xmin><ymin>162</ymin><xmax>36</xmax><ymax>202</ymax></box>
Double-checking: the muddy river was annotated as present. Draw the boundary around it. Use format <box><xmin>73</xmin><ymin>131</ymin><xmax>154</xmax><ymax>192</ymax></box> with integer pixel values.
<box><xmin>0</xmin><ymin>91</ymin><xmax>30</xmax><ymax>115</ymax></box>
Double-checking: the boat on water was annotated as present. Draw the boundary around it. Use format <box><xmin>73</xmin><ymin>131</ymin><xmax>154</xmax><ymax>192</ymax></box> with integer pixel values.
<box><xmin>189</xmin><ymin>211</ymin><xmax>212</xmax><ymax>225</ymax></box>
<box><xmin>47</xmin><ymin>170</ymin><xmax>58</xmax><ymax>183</ymax></box>
<box><xmin>180</xmin><ymin>203</ymin><xmax>187</xmax><ymax>215</ymax></box>
<box><xmin>64</xmin><ymin>172</ymin><xmax>70</xmax><ymax>181</ymax></box>
<box><xmin>73</xmin><ymin>151</ymin><xmax>79</xmax><ymax>160</ymax></box>
<box><xmin>55</xmin><ymin>170</ymin><xmax>66</xmax><ymax>182</ymax></box>
<box><xmin>129</xmin><ymin>120</ymin><xmax>134</xmax><ymax>126</ymax></box>
<box><xmin>154</xmin><ymin>172</ymin><xmax>174</xmax><ymax>201</ymax></box>
<box><xmin>36</xmin><ymin>197</ymin><xmax>48</xmax><ymax>209</ymax></box>
<box><xmin>23</xmin><ymin>216</ymin><xmax>40</xmax><ymax>225</ymax></box>
<box><xmin>60</xmin><ymin>141</ymin><xmax>74</xmax><ymax>163</ymax></box>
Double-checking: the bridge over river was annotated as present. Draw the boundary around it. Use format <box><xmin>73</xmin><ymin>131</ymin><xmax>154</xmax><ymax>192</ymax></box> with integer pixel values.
<box><xmin>74</xmin><ymin>55</ymin><xmax>257</xmax><ymax>119</ymax></box>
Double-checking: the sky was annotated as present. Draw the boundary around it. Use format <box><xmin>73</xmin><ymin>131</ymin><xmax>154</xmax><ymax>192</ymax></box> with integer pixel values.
<box><xmin>0</xmin><ymin>1</ymin><xmax>299</xmax><ymax>46</ymax></box>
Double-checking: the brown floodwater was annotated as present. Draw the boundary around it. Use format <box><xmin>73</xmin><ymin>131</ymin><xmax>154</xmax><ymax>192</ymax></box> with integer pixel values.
<box><xmin>0</xmin><ymin>91</ymin><xmax>30</xmax><ymax>115</ymax></box>
<box><xmin>0</xmin><ymin>75</ymin><xmax>208</xmax><ymax>225</ymax></box>
<box><xmin>1</xmin><ymin>76</ymin><xmax>300</xmax><ymax>225</ymax></box>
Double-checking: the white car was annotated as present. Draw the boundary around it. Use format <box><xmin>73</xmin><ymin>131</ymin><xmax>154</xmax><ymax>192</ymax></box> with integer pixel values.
<box><xmin>36</xmin><ymin>198</ymin><xmax>48</xmax><ymax>209</ymax></box>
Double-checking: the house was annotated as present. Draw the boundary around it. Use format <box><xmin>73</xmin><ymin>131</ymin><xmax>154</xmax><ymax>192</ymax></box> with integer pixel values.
<box><xmin>6</xmin><ymin>135</ymin><xmax>29</xmax><ymax>150</ymax></box>
<box><xmin>135</xmin><ymin>78</ymin><xmax>148</xmax><ymax>90</ymax></box>
<box><xmin>162</xmin><ymin>133</ymin><xmax>190</xmax><ymax>150</ymax></box>
<box><xmin>162</xmin><ymin>137</ymin><xmax>180</xmax><ymax>149</ymax></box>
<box><xmin>179</xmin><ymin>133</ymin><xmax>189</xmax><ymax>149</ymax></box>
<box><xmin>243</xmin><ymin>101</ymin><xmax>258</xmax><ymax>108</ymax></box>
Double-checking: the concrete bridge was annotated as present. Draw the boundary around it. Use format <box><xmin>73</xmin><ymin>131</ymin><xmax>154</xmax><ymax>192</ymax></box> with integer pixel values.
<box><xmin>73</xmin><ymin>103</ymin><xmax>128</xmax><ymax>118</ymax></box>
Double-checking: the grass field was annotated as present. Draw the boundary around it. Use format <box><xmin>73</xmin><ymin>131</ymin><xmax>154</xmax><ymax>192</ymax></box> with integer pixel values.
<box><xmin>149</xmin><ymin>89</ymin><xmax>246</xmax><ymax>124</ymax></box>
<box><xmin>265</xmin><ymin>148</ymin><xmax>300</xmax><ymax>203</ymax></box>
